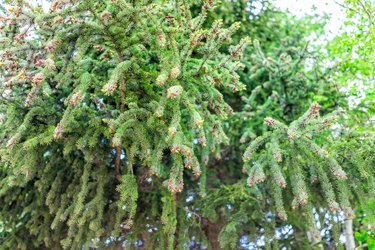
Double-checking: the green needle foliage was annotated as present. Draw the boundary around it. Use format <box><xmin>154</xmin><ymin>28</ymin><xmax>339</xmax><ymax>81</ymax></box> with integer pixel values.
<box><xmin>243</xmin><ymin>103</ymin><xmax>354</xmax><ymax>220</ymax></box>
<box><xmin>0</xmin><ymin>0</ymin><xmax>249</xmax><ymax>248</ymax></box>
<box><xmin>0</xmin><ymin>0</ymin><xmax>373</xmax><ymax>249</ymax></box>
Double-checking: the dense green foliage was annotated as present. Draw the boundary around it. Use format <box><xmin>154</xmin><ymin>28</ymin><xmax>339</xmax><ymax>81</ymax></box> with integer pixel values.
<box><xmin>0</xmin><ymin>0</ymin><xmax>373</xmax><ymax>249</ymax></box>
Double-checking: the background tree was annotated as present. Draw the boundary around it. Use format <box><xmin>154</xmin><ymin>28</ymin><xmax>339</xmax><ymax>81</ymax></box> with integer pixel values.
<box><xmin>327</xmin><ymin>1</ymin><xmax>375</xmax><ymax>249</ymax></box>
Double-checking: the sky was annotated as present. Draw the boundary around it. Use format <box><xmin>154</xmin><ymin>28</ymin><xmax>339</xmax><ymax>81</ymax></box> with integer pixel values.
<box><xmin>274</xmin><ymin>0</ymin><xmax>346</xmax><ymax>38</ymax></box>
<box><xmin>274</xmin><ymin>0</ymin><xmax>344</xmax><ymax>17</ymax></box>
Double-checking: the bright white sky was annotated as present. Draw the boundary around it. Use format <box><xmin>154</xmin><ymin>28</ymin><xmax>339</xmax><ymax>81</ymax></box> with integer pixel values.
<box><xmin>274</xmin><ymin>0</ymin><xmax>346</xmax><ymax>37</ymax></box>
<box><xmin>274</xmin><ymin>0</ymin><xmax>343</xmax><ymax>17</ymax></box>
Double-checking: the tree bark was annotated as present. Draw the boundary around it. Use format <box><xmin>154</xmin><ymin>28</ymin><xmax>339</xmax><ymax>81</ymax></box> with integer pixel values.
<box><xmin>306</xmin><ymin>228</ymin><xmax>323</xmax><ymax>249</ymax></box>
<box><xmin>115</xmin><ymin>147</ymin><xmax>122</xmax><ymax>181</ymax></box>
<box><xmin>202</xmin><ymin>219</ymin><xmax>223</xmax><ymax>250</ymax></box>
<box><xmin>344</xmin><ymin>219</ymin><xmax>355</xmax><ymax>250</ymax></box>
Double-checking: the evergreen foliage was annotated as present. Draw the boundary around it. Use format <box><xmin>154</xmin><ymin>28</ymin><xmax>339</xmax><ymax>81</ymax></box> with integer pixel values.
<box><xmin>243</xmin><ymin>103</ymin><xmax>360</xmax><ymax>221</ymax></box>
<box><xmin>0</xmin><ymin>0</ymin><xmax>373</xmax><ymax>249</ymax></box>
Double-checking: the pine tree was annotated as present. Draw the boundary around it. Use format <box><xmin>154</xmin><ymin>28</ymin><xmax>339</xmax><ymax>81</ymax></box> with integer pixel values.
<box><xmin>243</xmin><ymin>103</ymin><xmax>357</xmax><ymax>219</ymax></box>
<box><xmin>0</xmin><ymin>0</ymin><xmax>373</xmax><ymax>249</ymax></box>
<box><xmin>0</xmin><ymin>0</ymin><xmax>249</xmax><ymax>248</ymax></box>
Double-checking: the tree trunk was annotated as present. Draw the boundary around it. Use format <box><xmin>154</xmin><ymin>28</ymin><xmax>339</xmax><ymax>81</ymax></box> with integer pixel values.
<box><xmin>344</xmin><ymin>219</ymin><xmax>355</xmax><ymax>250</ymax></box>
<box><xmin>202</xmin><ymin>219</ymin><xmax>223</xmax><ymax>250</ymax></box>
<box><xmin>306</xmin><ymin>228</ymin><xmax>323</xmax><ymax>249</ymax></box>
